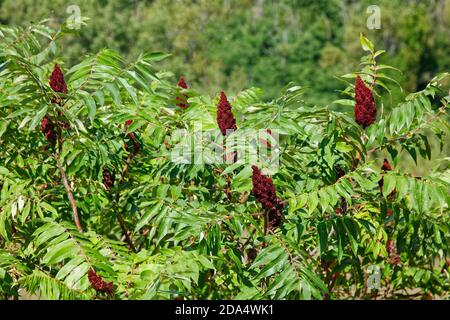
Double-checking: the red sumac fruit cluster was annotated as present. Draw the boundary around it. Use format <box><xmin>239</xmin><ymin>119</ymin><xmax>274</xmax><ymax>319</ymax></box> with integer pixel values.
<box><xmin>217</xmin><ymin>91</ymin><xmax>237</xmax><ymax>136</ymax></box>
<box><xmin>88</xmin><ymin>268</ymin><xmax>114</xmax><ymax>295</ymax></box>
<box><xmin>176</xmin><ymin>77</ymin><xmax>189</xmax><ymax>109</ymax></box>
<box><xmin>251</xmin><ymin>165</ymin><xmax>284</xmax><ymax>230</ymax></box>
<box><xmin>354</xmin><ymin>76</ymin><xmax>376</xmax><ymax>129</ymax></box>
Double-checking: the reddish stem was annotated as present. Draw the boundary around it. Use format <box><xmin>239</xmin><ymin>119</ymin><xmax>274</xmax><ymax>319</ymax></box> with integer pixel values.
<box><xmin>55</xmin><ymin>154</ymin><xmax>83</xmax><ymax>232</ymax></box>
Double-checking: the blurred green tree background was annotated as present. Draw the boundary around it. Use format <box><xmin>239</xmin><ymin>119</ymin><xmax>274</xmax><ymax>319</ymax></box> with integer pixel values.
<box><xmin>1</xmin><ymin>0</ymin><xmax>449</xmax><ymax>174</ymax></box>
<box><xmin>1</xmin><ymin>0</ymin><xmax>449</xmax><ymax>103</ymax></box>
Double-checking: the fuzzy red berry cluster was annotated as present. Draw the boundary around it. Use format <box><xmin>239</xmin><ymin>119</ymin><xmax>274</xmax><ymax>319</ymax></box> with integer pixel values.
<box><xmin>102</xmin><ymin>168</ymin><xmax>115</xmax><ymax>190</ymax></box>
<box><xmin>41</xmin><ymin>116</ymin><xmax>57</xmax><ymax>147</ymax></box>
<box><xmin>49</xmin><ymin>64</ymin><xmax>67</xmax><ymax>94</ymax></box>
<box><xmin>251</xmin><ymin>165</ymin><xmax>284</xmax><ymax>230</ymax></box>
<box><xmin>251</xmin><ymin>166</ymin><xmax>280</xmax><ymax>209</ymax></box>
<box><xmin>124</xmin><ymin>120</ymin><xmax>141</xmax><ymax>154</ymax></box>
<box><xmin>88</xmin><ymin>268</ymin><xmax>114</xmax><ymax>295</ymax></box>
<box><xmin>217</xmin><ymin>92</ymin><xmax>237</xmax><ymax>136</ymax></box>
<box><xmin>176</xmin><ymin>77</ymin><xmax>189</xmax><ymax>109</ymax></box>
<box><xmin>354</xmin><ymin>76</ymin><xmax>376</xmax><ymax>128</ymax></box>
<box><xmin>381</xmin><ymin>158</ymin><xmax>392</xmax><ymax>171</ymax></box>
<box><xmin>41</xmin><ymin>65</ymin><xmax>70</xmax><ymax>147</ymax></box>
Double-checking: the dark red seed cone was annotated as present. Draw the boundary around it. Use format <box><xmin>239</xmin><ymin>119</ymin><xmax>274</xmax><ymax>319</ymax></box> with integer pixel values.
<box><xmin>354</xmin><ymin>76</ymin><xmax>376</xmax><ymax>129</ymax></box>
<box><xmin>251</xmin><ymin>165</ymin><xmax>284</xmax><ymax>230</ymax></box>
<box><xmin>41</xmin><ymin>116</ymin><xmax>57</xmax><ymax>146</ymax></box>
<box><xmin>387</xmin><ymin>208</ymin><xmax>393</xmax><ymax>217</ymax></box>
<box><xmin>252</xmin><ymin>166</ymin><xmax>277</xmax><ymax>210</ymax></box>
<box><xmin>176</xmin><ymin>77</ymin><xmax>189</xmax><ymax>109</ymax></box>
<box><xmin>217</xmin><ymin>92</ymin><xmax>237</xmax><ymax>136</ymax></box>
<box><xmin>177</xmin><ymin>77</ymin><xmax>188</xmax><ymax>89</ymax></box>
<box><xmin>381</xmin><ymin>158</ymin><xmax>392</xmax><ymax>171</ymax></box>
<box><xmin>49</xmin><ymin>64</ymin><xmax>67</xmax><ymax>94</ymax></box>
<box><xmin>102</xmin><ymin>169</ymin><xmax>114</xmax><ymax>190</ymax></box>
<box><xmin>88</xmin><ymin>268</ymin><xmax>114</xmax><ymax>295</ymax></box>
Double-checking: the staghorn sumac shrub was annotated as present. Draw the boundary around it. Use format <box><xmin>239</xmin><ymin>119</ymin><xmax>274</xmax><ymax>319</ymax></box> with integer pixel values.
<box><xmin>0</xmin><ymin>22</ymin><xmax>449</xmax><ymax>301</ymax></box>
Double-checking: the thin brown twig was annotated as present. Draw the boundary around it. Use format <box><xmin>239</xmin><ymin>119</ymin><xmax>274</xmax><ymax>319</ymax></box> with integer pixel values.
<box><xmin>54</xmin><ymin>153</ymin><xmax>83</xmax><ymax>232</ymax></box>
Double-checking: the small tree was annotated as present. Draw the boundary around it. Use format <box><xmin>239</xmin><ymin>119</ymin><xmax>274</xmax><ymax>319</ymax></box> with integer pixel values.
<box><xmin>0</xmin><ymin>22</ymin><xmax>449</xmax><ymax>300</ymax></box>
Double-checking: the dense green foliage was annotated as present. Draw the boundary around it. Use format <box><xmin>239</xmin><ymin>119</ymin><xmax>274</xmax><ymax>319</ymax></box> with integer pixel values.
<box><xmin>0</xmin><ymin>19</ymin><xmax>449</xmax><ymax>300</ymax></box>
